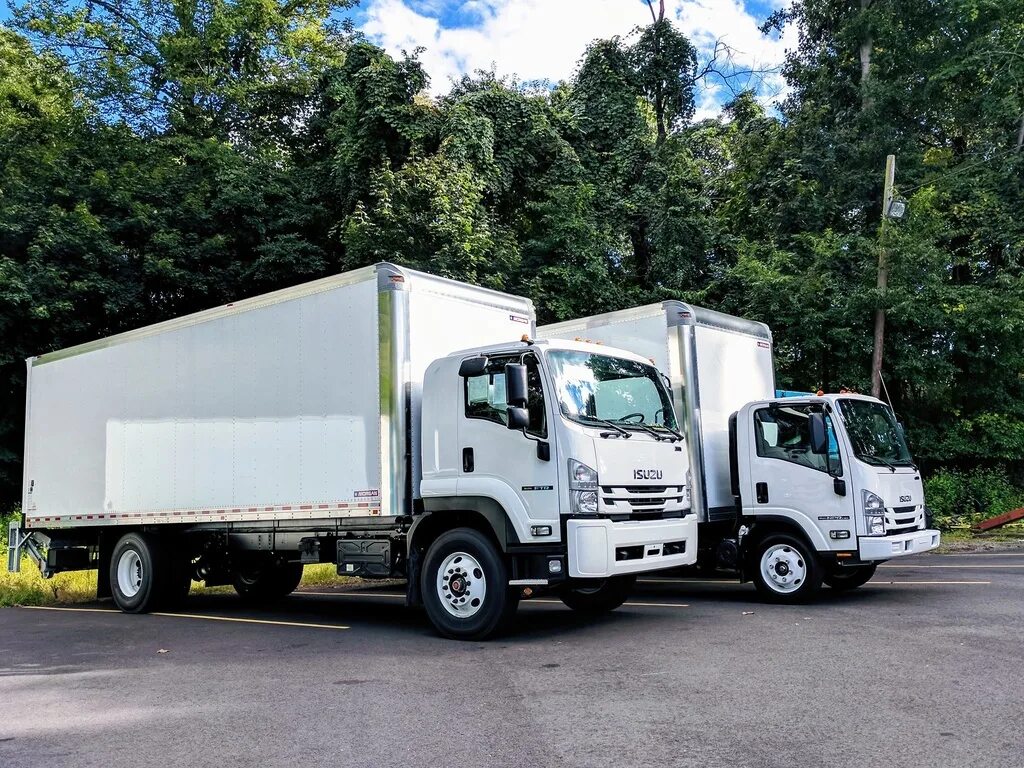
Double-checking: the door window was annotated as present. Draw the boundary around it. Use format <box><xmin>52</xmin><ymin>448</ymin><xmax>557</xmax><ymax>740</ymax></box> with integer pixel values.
<box><xmin>754</xmin><ymin>405</ymin><xmax>842</xmax><ymax>475</ymax></box>
<box><xmin>464</xmin><ymin>355</ymin><xmax>546</xmax><ymax>437</ymax></box>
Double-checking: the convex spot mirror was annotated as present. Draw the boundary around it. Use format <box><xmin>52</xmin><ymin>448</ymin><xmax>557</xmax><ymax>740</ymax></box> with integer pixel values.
<box><xmin>459</xmin><ymin>357</ymin><xmax>488</xmax><ymax>377</ymax></box>
<box><xmin>506</xmin><ymin>407</ymin><xmax>529</xmax><ymax>431</ymax></box>
<box><xmin>808</xmin><ymin>412</ymin><xmax>829</xmax><ymax>455</ymax></box>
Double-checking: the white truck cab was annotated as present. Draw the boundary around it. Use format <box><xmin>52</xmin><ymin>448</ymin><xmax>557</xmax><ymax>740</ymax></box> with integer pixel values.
<box><xmin>420</xmin><ymin>338</ymin><xmax>697</xmax><ymax>585</ymax></box>
<box><xmin>540</xmin><ymin>301</ymin><xmax>940</xmax><ymax>603</ymax></box>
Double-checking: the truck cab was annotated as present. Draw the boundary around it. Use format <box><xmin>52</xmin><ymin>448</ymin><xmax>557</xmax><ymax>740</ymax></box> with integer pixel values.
<box><xmin>734</xmin><ymin>393</ymin><xmax>940</xmax><ymax>599</ymax></box>
<box><xmin>415</xmin><ymin>337</ymin><xmax>698</xmax><ymax>633</ymax></box>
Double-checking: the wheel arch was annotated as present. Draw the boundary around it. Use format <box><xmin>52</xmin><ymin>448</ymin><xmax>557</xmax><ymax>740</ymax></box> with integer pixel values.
<box><xmin>740</xmin><ymin>516</ymin><xmax>820</xmax><ymax>582</ymax></box>
<box><xmin>406</xmin><ymin>498</ymin><xmax>518</xmax><ymax>607</ymax></box>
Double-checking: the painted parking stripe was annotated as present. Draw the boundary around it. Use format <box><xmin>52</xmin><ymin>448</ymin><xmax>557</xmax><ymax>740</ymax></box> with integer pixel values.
<box><xmin>296</xmin><ymin>591</ymin><xmax>690</xmax><ymax>608</ymax></box>
<box><xmin>878</xmin><ymin>564</ymin><xmax>1024</xmax><ymax>569</ymax></box>
<box><xmin>872</xmin><ymin>580</ymin><xmax>991</xmax><ymax>585</ymax></box>
<box><xmin>21</xmin><ymin>605</ymin><xmax>349</xmax><ymax>630</ymax></box>
<box><xmin>638</xmin><ymin>581</ymin><xmax>991</xmax><ymax>585</ymax></box>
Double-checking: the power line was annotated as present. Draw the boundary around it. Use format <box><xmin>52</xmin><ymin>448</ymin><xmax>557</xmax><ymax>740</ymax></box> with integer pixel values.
<box><xmin>901</xmin><ymin>144</ymin><xmax>1021</xmax><ymax>195</ymax></box>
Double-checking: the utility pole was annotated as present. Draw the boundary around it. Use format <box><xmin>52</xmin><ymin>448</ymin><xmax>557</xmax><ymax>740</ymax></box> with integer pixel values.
<box><xmin>870</xmin><ymin>154</ymin><xmax>895</xmax><ymax>399</ymax></box>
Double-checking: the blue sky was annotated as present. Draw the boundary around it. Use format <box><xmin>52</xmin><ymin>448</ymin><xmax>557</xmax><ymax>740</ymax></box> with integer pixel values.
<box><xmin>3</xmin><ymin>0</ymin><xmax>795</xmax><ymax>118</ymax></box>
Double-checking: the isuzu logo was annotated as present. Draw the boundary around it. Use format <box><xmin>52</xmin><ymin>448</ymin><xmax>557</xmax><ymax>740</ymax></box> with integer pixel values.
<box><xmin>899</xmin><ymin>495</ymin><xmax>912</xmax><ymax>503</ymax></box>
<box><xmin>634</xmin><ymin>469</ymin><xmax>663</xmax><ymax>480</ymax></box>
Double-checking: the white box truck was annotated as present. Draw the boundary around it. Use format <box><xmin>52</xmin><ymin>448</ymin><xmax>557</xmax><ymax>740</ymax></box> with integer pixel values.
<box><xmin>7</xmin><ymin>264</ymin><xmax>697</xmax><ymax>638</ymax></box>
<box><xmin>539</xmin><ymin>301</ymin><xmax>941</xmax><ymax>602</ymax></box>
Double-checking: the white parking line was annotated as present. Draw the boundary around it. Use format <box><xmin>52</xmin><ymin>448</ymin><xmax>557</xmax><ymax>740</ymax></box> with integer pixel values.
<box><xmin>296</xmin><ymin>592</ymin><xmax>690</xmax><ymax>608</ymax></box>
<box><xmin>20</xmin><ymin>605</ymin><xmax>350</xmax><ymax>630</ymax></box>
<box><xmin>878</xmin><ymin>564</ymin><xmax>1024</xmax><ymax>569</ymax></box>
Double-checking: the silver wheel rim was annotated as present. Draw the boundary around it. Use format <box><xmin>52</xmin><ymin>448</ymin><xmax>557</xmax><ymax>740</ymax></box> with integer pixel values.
<box><xmin>436</xmin><ymin>551</ymin><xmax>487</xmax><ymax>618</ymax></box>
<box><xmin>760</xmin><ymin>544</ymin><xmax>806</xmax><ymax>594</ymax></box>
<box><xmin>116</xmin><ymin>549</ymin><xmax>144</xmax><ymax>598</ymax></box>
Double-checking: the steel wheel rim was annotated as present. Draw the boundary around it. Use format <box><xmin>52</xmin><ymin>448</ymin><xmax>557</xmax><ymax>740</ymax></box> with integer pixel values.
<box><xmin>116</xmin><ymin>549</ymin><xmax>144</xmax><ymax>598</ymax></box>
<box><xmin>760</xmin><ymin>544</ymin><xmax>806</xmax><ymax>594</ymax></box>
<box><xmin>436</xmin><ymin>551</ymin><xmax>487</xmax><ymax>618</ymax></box>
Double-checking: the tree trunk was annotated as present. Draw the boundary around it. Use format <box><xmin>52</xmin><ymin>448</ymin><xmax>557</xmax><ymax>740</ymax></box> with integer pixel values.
<box><xmin>630</xmin><ymin>218</ymin><xmax>653</xmax><ymax>287</ymax></box>
<box><xmin>859</xmin><ymin>0</ymin><xmax>873</xmax><ymax>111</ymax></box>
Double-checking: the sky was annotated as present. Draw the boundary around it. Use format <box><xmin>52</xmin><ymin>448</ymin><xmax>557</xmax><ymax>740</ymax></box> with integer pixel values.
<box><xmin>352</xmin><ymin>0</ymin><xmax>798</xmax><ymax>119</ymax></box>
<box><xmin>1</xmin><ymin>0</ymin><xmax>797</xmax><ymax>120</ymax></box>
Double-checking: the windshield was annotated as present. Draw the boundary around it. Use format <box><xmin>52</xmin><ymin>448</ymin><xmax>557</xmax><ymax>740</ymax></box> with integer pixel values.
<box><xmin>547</xmin><ymin>350</ymin><xmax>678</xmax><ymax>431</ymax></box>
<box><xmin>837</xmin><ymin>399</ymin><xmax>913</xmax><ymax>466</ymax></box>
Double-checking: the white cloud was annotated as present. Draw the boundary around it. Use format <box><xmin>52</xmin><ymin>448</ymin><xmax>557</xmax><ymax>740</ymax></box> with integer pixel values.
<box><xmin>360</xmin><ymin>0</ymin><xmax>797</xmax><ymax>116</ymax></box>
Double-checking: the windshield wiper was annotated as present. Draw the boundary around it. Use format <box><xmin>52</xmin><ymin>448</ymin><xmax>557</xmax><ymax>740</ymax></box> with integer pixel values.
<box><xmin>650</xmin><ymin>424</ymin><xmax>685</xmax><ymax>442</ymax></box>
<box><xmin>862</xmin><ymin>455</ymin><xmax>897</xmax><ymax>473</ymax></box>
<box><xmin>618</xmin><ymin>421</ymin><xmax>674</xmax><ymax>442</ymax></box>
<box><xmin>579</xmin><ymin>415</ymin><xmax>631</xmax><ymax>439</ymax></box>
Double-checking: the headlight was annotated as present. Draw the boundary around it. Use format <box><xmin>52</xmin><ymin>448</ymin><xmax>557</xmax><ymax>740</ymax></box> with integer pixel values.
<box><xmin>863</xmin><ymin>490</ymin><xmax>886</xmax><ymax>536</ymax></box>
<box><xmin>569</xmin><ymin>459</ymin><xmax>598</xmax><ymax>515</ymax></box>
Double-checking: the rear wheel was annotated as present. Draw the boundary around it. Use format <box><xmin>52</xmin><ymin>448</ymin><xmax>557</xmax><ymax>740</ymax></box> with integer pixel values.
<box><xmin>825</xmin><ymin>563</ymin><xmax>877</xmax><ymax>591</ymax></box>
<box><xmin>422</xmin><ymin>527</ymin><xmax>517</xmax><ymax>640</ymax></box>
<box><xmin>233</xmin><ymin>560</ymin><xmax>304</xmax><ymax>602</ymax></box>
<box><xmin>110</xmin><ymin>532</ymin><xmax>171</xmax><ymax>613</ymax></box>
<box><xmin>559</xmin><ymin>575</ymin><xmax>636</xmax><ymax>614</ymax></box>
<box><xmin>751</xmin><ymin>534</ymin><xmax>823</xmax><ymax>604</ymax></box>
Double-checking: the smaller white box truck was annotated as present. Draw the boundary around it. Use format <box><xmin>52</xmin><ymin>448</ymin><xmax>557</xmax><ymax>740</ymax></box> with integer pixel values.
<box><xmin>7</xmin><ymin>264</ymin><xmax>697</xmax><ymax>638</ymax></box>
<box><xmin>539</xmin><ymin>301</ymin><xmax>940</xmax><ymax>602</ymax></box>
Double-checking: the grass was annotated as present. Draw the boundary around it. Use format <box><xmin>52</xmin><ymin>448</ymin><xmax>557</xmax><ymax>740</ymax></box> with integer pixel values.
<box><xmin>0</xmin><ymin>550</ymin><xmax>365</xmax><ymax>607</ymax></box>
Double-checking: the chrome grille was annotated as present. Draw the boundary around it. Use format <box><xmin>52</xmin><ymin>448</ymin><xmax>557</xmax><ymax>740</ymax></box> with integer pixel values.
<box><xmin>599</xmin><ymin>485</ymin><xmax>688</xmax><ymax>516</ymax></box>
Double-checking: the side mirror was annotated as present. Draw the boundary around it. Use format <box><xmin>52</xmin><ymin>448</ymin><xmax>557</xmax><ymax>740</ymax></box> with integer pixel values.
<box><xmin>459</xmin><ymin>357</ymin><xmax>488</xmax><ymax>377</ymax></box>
<box><xmin>505</xmin><ymin>363</ymin><xmax>528</xmax><ymax>407</ymax></box>
<box><xmin>506</xmin><ymin>406</ymin><xmax>529</xmax><ymax>430</ymax></box>
<box><xmin>808</xmin><ymin>412</ymin><xmax>828</xmax><ymax>454</ymax></box>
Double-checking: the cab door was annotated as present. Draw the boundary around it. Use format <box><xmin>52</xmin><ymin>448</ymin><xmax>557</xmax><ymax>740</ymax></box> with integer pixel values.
<box><xmin>745</xmin><ymin>403</ymin><xmax>856</xmax><ymax>551</ymax></box>
<box><xmin>458</xmin><ymin>353</ymin><xmax>560</xmax><ymax>539</ymax></box>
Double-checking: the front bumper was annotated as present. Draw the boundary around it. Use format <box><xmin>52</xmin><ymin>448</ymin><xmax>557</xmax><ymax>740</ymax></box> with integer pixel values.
<box><xmin>858</xmin><ymin>529</ymin><xmax>941</xmax><ymax>561</ymax></box>
<box><xmin>566</xmin><ymin>516</ymin><xmax>698</xmax><ymax>578</ymax></box>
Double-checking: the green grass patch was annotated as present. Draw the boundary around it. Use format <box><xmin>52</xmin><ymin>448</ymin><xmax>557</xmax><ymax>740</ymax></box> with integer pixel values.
<box><xmin>0</xmin><ymin>553</ymin><xmax>97</xmax><ymax>607</ymax></box>
<box><xmin>1</xmin><ymin>550</ymin><xmax>363</xmax><ymax>607</ymax></box>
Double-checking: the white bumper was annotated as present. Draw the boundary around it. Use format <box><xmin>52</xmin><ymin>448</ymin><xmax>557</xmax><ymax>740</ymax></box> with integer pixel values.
<box><xmin>566</xmin><ymin>516</ymin><xmax>698</xmax><ymax>578</ymax></box>
<box><xmin>858</xmin><ymin>529</ymin><xmax>941</xmax><ymax>561</ymax></box>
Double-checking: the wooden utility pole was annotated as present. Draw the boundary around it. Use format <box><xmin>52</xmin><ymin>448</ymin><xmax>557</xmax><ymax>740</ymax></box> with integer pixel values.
<box><xmin>870</xmin><ymin>154</ymin><xmax>895</xmax><ymax>399</ymax></box>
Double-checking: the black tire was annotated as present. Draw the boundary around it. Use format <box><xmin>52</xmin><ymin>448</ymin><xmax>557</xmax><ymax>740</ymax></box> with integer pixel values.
<box><xmin>825</xmin><ymin>563</ymin><xmax>878</xmax><ymax>591</ymax></box>
<box><xmin>109</xmin><ymin>532</ymin><xmax>171</xmax><ymax>613</ymax></box>
<box><xmin>559</xmin><ymin>575</ymin><xmax>636</xmax><ymax>614</ymax></box>
<box><xmin>750</xmin><ymin>534</ymin><xmax>823</xmax><ymax>604</ymax></box>
<box><xmin>233</xmin><ymin>560</ymin><xmax>304</xmax><ymax>602</ymax></box>
<box><xmin>421</xmin><ymin>527</ymin><xmax>516</xmax><ymax>640</ymax></box>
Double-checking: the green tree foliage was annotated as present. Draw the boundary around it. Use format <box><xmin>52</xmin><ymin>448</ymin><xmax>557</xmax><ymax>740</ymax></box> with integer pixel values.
<box><xmin>1</xmin><ymin>1</ymin><xmax>1022</xmax><ymax>520</ymax></box>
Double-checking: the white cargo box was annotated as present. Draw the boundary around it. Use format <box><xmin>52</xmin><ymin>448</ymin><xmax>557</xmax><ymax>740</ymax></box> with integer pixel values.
<box><xmin>539</xmin><ymin>302</ymin><xmax>774</xmax><ymax>522</ymax></box>
<box><xmin>23</xmin><ymin>263</ymin><xmax>534</xmax><ymax>529</ymax></box>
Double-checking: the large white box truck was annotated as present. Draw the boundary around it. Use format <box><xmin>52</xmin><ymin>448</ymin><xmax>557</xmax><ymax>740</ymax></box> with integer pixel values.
<box><xmin>539</xmin><ymin>301</ymin><xmax>940</xmax><ymax>602</ymax></box>
<box><xmin>7</xmin><ymin>264</ymin><xmax>697</xmax><ymax>638</ymax></box>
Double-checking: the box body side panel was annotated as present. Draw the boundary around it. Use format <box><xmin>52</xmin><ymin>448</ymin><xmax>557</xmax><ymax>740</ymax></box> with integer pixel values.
<box><xmin>25</xmin><ymin>277</ymin><xmax>383</xmax><ymax>528</ymax></box>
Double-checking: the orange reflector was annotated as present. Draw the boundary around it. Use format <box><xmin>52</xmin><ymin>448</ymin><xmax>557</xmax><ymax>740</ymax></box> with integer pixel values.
<box><xmin>836</xmin><ymin>552</ymin><xmax>853</xmax><ymax>558</ymax></box>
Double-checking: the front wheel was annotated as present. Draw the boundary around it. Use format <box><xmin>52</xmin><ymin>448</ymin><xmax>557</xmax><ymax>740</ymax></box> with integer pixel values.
<box><xmin>421</xmin><ymin>527</ymin><xmax>517</xmax><ymax>640</ymax></box>
<box><xmin>559</xmin><ymin>575</ymin><xmax>636</xmax><ymax>614</ymax></box>
<box><xmin>824</xmin><ymin>563</ymin><xmax>877</xmax><ymax>591</ymax></box>
<box><xmin>751</xmin><ymin>534</ymin><xmax>823</xmax><ymax>603</ymax></box>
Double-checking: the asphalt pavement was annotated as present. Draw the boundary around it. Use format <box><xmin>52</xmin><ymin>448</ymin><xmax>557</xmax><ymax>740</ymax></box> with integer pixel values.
<box><xmin>2</xmin><ymin>551</ymin><xmax>1022</xmax><ymax>768</ymax></box>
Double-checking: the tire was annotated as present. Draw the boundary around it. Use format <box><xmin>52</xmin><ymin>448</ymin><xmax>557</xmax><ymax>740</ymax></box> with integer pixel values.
<box><xmin>751</xmin><ymin>534</ymin><xmax>823</xmax><ymax>604</ymax></box>
<box><xmin>559</xmin><ymin>575</ymin><xmax>636</xmax><ymax>614</ymax></box>
<box><xmin>233</xmin><ymin>560</ymin><xmax>304</xmax><ymax>602</ymax></box>
<box><xmin>109</xmin><ymin>532</ymin><xmax>171</xmax><ymax>613</ymax></box>
<box><xmin>421</xmin><ymin>527</ymin><xmax>516</xmax><ymax>640</ymax></box>
<box><xmin>824</xmin><ymin>563</ymin><xmax>877</xmax><ymax>591</ymax></box>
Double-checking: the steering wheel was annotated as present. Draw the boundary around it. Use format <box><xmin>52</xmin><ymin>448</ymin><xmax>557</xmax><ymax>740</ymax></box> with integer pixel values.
<box><xmin>615</xmin><ymin>413</ymin><xmax>646</xmax><ymax>424</ymax></box>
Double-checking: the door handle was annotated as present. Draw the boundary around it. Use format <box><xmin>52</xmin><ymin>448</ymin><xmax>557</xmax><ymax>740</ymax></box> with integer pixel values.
<box><xmin>756</xmin><ymin>482</ymin><xmax>769</xmax><ymax>504</ymax></box>
<box><xmin>462</xmin><ymin>447</ymin><xmax>474</xmax><ymax>473</ymax></box>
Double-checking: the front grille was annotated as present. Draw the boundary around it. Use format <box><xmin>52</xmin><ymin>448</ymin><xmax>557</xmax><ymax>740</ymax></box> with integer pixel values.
<box><xmin>892</xmin><ymin>505</ymin><xmax>916</xmax><ymax>515</ymax></box>
<box><xmin>888</xmin><ymin>524</ymin><xmax>920</xmax><ymax>535</ymax></box>
<box><xmin>600</xmin><ymin>484</ymin><xmax>688</xmax><ymax>516</ymax></box>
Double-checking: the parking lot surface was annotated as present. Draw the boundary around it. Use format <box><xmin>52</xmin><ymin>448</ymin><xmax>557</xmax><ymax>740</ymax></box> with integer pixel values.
<box><xmin>2</xmin><ymin>552</ymin><xmax>1022</xmax><ymax>768</ymax></box>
